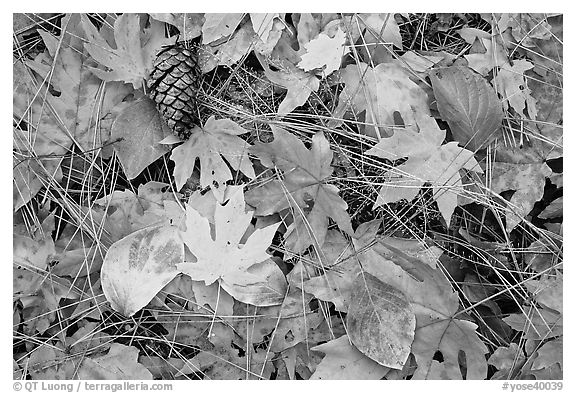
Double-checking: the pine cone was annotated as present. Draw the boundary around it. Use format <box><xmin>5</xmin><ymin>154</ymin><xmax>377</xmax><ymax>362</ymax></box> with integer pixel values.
<box><xmin>147</xmin><ymin>45</ymin><xmax>202</xmax><ymax>140</ymax></box>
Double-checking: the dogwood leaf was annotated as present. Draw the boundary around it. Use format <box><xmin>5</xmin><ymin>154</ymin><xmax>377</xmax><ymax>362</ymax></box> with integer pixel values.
<box><xmin>177</xmin><ymin>187</ymin><xmax>280</xmax><ymax>302</ymax></box>
<box><xmin>246</xmin><ymin>126</ymin><xmax>352</xmax><ymax>253</ymax></box>
<box><xmin>430</xmin><ymin>66</ymin><xmax>504</xmax><ymax>150</ymax></box>
<box><xmin>298</xmin><ymin>27</ymin><xmax>349</xmax><ymax>76</ymax></box>
<box><xmin>366</xmin><ymin>114</ymin><xmax>482</xmax><ymax>226</ymax></box>
<box><xmin>82</xmin><ymin>14</ymin><xmax>174</xmax><ymax>88</ymax></box>
<box><xmin>170</xmin><ymin>116</ymin><xmax>255</xmax><ymax>196</ymax></box>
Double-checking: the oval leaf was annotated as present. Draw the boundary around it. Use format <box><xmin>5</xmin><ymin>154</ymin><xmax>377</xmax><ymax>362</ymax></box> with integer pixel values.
<box><xmin>101</xmin><ymin>225</ymin><xmax>184</xmax><ymax>316</ymax></box>
<box><xmin>346</xmin><ymin>272</ymin><xmax>415</xmax><ymax>369</ymax></box>
<box><xmin>430</xmin><ymin>66</ymin><xmax>503</xmax><ymax>150</ymax></box>
<box><xmin>112</xmin><ymin>98</ymin><xmax>171</xmax><ymax>180</ymax></box>
<box><xmin>222</xmin><ymin>258</ymin><xmax>287</xmax><ymax>307</ymax></box>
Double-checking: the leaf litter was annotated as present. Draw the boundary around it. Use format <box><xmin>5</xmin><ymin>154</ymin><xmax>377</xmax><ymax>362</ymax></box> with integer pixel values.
<box><xmin>12</xmin><ymin>12</ymin><xmax>563</xmax><ymax>381</ymax></box>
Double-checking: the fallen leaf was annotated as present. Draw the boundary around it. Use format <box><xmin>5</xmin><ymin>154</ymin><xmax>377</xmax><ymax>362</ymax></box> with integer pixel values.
<box><xmin>366</xmin><ymin>113</ymin><xmax>482</xmax><ymax>226</ymax></box>
<box><xmin>170</xmin><ymin>116</ymin><xmax>255</xmax><ymax>195</ymax></box>
<box><xmin>488</xmin><ymin>343</ymin><xmax>525</xmax><ymax>380</ymax></box>
<box><xmin>539</xmin><ymin>197</ymin><xmax>562</xmax><ymax>220</ymax></box>
<box><xmin>355</xmin><ymin>235</ymin><xmax>489</xmax><ymax>379</ymax></box>
<box><xmin>430</xmin><ymin>66</ymin><xmax>504</xmax><ymax>150</ymax></box>
<box><xmin>77</xmin><ymin>343</ymin><xmax>153</xmax><ymax>379</ymax></box>
<box><xmin>246</xmin><ymin>126</ymin><xmax>352</xmax><ymax>253</ymax></box>
<box><xmin>347</xmin><ymin>272</ymin><xmax>415</xmax><ymax>369</ymax></box>
<box><xmin>490</xmin><ymin>162</ymin><xmax>552</xmax><ymax>231</ymax></box>
<box><xmin>149</xmin><ymin>13</ymin><xmax>204</xmax><ymax>40</ymax></box>
<box><xmin>101</xmin><ymin>225</ymin><xmax>184</xmax><ymax>317</ymax></box>
<box><xmin>524</xmin><ymin>274</ymin><xmax>563</xmax><ymax>313</ymax></box>
<box><xmin>112</xmin><ymin>98</ymin><xmax>171</xmax><ymax>180</ymax></box>
<box><xmin>310</xmin><ymin>335</ymin><xmax>390</xmax><ymax>379</ymax></box>
<box><xmin>360</xmin><ymin>13</ymin><xmax>403</xmax><ymax>50</ymax></box>
<box><xmin>202</xmin><ymin>13</ymin><xmax>244</xmax><ymax>44</ymax></box>
<box><xmin>298</xmin><ymin>27</ymin><xmax>349</xmax><ymax>76</ymax></box>
<box><xmin>464</xmin><ymin>38</ymin><xmax>508</xmax><ymax>76</ymax></box>
<box><xmin>82</xmin><ymin>14</ymin><xmax>174</xmax><ymax>88</ymax></box>
<box><xmin>260</xmin><ymin>58</ymin><xmax>320</xmax><ymax>116</ymax></box>
<box><xmin>225</xmin><ymin>259</ymin><xmax>287</xmax><ymax>307</ymax></box>
<box><xmin>498</xmin><ymin>13</ymin><xmax>552</xmax><ymax>48</ymax></box>
<box><xmin>13</xmin><ymin>234</ymin><xmax>55</xmax><ymax>270</ymax></box>
<box><xmin>503</xmin><ymin>306</ymin><xmax>563</xmax><ymax>340</ymax></box>
<box><xmin>530</xmin><ymin>338</ymin><xmax>562</xmax><ymax>373</ymax></box>
<box><xmin>299</xmin><ymin>230</ymin><xmax>358</xmax><ymax>311</ymax></box>
<box><xmin>250</xmin><ymin>13</ymin><xmax>278</xmax><ymax>43</ymax></box>
<box><xmin>177</xmin><ymin>187</ymin><xmax>280</xmax><ymax>303</ymax></box>
<box><xmin>493</xmin><ymin>59</ymin><xmax>537</xmax><ymax>119</ymax></box>
<box><xmin>331</xmin><ymin>62</ymin><xmax>431</xmax><ymax>137</ymax></box>
<box><xmin>199</xmin><ymin>23</ymin><xmax>255</xmax><ymax>73</ymax></box>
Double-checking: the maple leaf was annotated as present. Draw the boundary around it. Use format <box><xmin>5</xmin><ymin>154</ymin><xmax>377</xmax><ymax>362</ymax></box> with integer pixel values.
<box><xmin>170</xmin><ymin>116</ymin><xmax>255</xmax><ymax>197</ymax></box>
<box><xmin>493</xmin><ymin>59</ymin><xmax>538</xmax><ymax>119</ymax></box>
<box><xmin>330</xmin><ymin>62</ymin><xmax>431</xmax><ymax>137</ymax></box>
<box><xmin>177</xmin><ymin>187</ymin><xmax>280</xmax><ymax>300</ymax></box>
<box><xmin>297</xmin><ymin>27</ymin><xmax>349</xmax><ymax>76</ymax></box>
<box><xmin>245</xmin><ymin>126</ymin><xmax>353</xmax><ymax>253</ymax></box>
<box><xmin>366</xmin><ymin>114</ymin><xmax>482</xmax><ymax>226</ymax></box>
<box><xmin>81</xmin><ymin>14</ymin><xmax>175</xmax><ymax>88</ymax></box>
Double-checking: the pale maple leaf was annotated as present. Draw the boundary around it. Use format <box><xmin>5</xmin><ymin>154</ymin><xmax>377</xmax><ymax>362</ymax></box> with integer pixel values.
<box><xmin>330</xmin><ymin>62</ymin><xmax>431</xmax><ymax>137</ymax></box>
<box><xmin>81</xmin><ymin>14</ymin><xmax>175</xmax><ymax>88</ymax></box>
<box><xmin>366</xmin><ymin>114</ymin><xmax>482</xmax><ymax>226</ymax></box>
<box><xmin>170</xmin><ymin>116</ymin><xmax>255</xmax><ymax>196</ymax></box>
<box><xmin>246</xmin><ymin>126</ymin><xmax>353</xmax><ymax>253</ymax></box>
<box><xmin>298</xmin><ymin>27</ymin><xmax>349</xmax><ymax>76</ymax></box>
<box><xmin>493</xmin><ymin>59</ymin><xmax>538</xmax><ymax>119</ymax></box>
<box><xmin>177</xmin><ymin>187</ymin><xmax>280</xmax><ymax>293</ymax></box>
